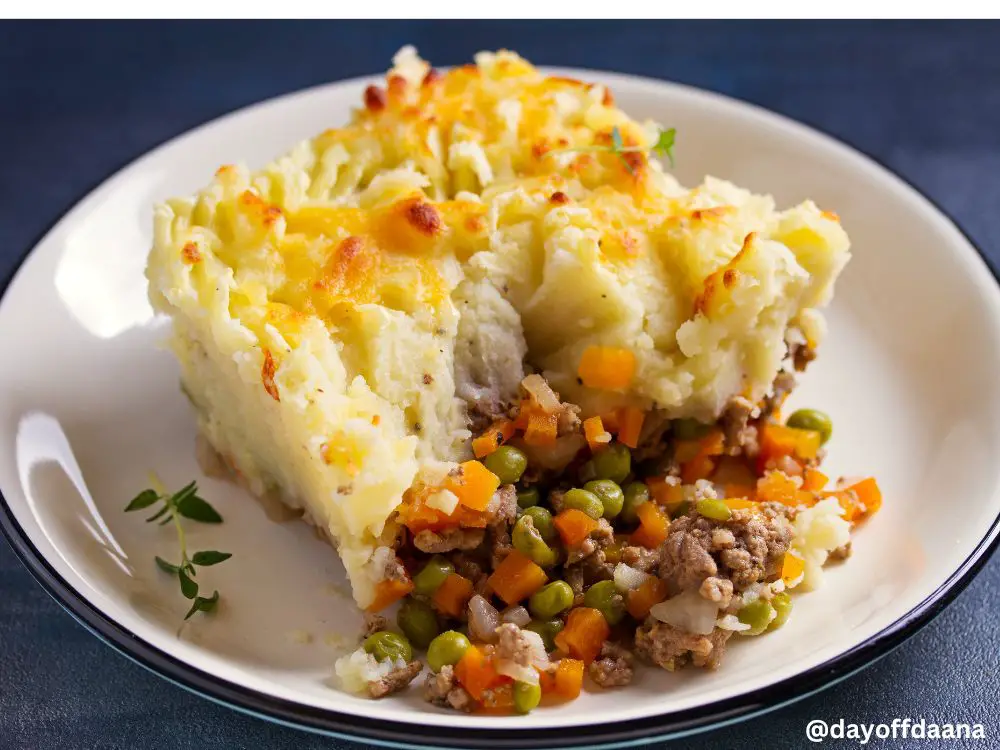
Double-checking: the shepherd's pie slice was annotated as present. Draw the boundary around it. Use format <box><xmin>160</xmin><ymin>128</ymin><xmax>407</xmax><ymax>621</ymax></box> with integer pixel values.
<box><xmin>146</xmin><ymin>48</ymin><xmax>849</xmax><ymax>607</ymax></box>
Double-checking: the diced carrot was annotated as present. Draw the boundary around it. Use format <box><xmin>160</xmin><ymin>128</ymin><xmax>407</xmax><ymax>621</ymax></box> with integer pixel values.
<box><xmin>554</xmin><ymin>509</ymin><xmax>599</xmax><ymax>547</ymax></box>
<box><xmin>723</xmin><ymin>497</ymin><xmax>757</xmax><ymax>511</ymax></box>
<box><xmin>398</xmin><ymin>489</ymin><xmax>493</xmax><ymax>534</ymax></box>
<box><xmin>781</xmin><ymin>550</ymin><xmax>805</xmax><ymax>585</ymax></box>
<box><xmin>577</xmin><ymin>346</ymin><xmax>636</xmax><ymax>391</ymax></box>
<box><xmin>472</xmin><ymin>420</ymin><xmax>516</xmax><ymax>458</ymax></box>
<box><xmin>537</xmin><ymin>667</ymin><xmax>557</xmax><ymax>695</ymax></box>
<box><xmin>674</xmin><ymin>439</ymin><xmax>703</xmax><ymax>464</ymax></box>
<box><xmin>616</xmin><ymin>406</ymin><xmax>645</xmax><ymax>449</ymax></box>
<box><xmin>698</xmin><ymin>429</ymin><xmax>726</xmax><ymax>456</ymax></box>
<box><xmin>825</xmin><ymin>477</ymin><xmax>882</xmax><ymax>523</ymax></box>
<box><xmin>681</xmin><ymin>453</ymin><xmax>716</xmax><ymax>484</ymax></box>
<box><xmin>455</xmin><ymin>644</ymin><xmax>503</xmax><ymax>700</ymax></box>
<box><xmin>600</xmin><ymin>410</ymin><xmax>621</xmax><ymax>433</ymax></box>
<box><xmin>723</xmin><ymin>484</ymin><xmax>756</xmax><ymax>500</ymax></box>
<box><xmin>443</xmin><ymin>460</ymin><xmax>500</xmax><ymax>512</ymax></box>
<box><xmin>554</xmin><ymin>608</ymin><xmax>610</xmax><ymax>664</ymax></box>
<box><xmin>802</xmin><ymin>468</ymin><xmax>829</xmax><ymax>492</ymax></box>
<box><xmin>758</xmin><ymin>423</ymin><xmax>821</xmax><ymax>465</ymax></box>
<box><xmin>630</xmin><ymin>502</ymin><xmax>670</xmax><ymax>548</ymax></box>
<box><xmin>523</xmin><ymin>410</ymin><xmax>558</xmax><ymax>446</ymax></box>
<box><xmin>552</xmin><ymin>659</ymin><xmax>585</xmax><ymax>700</ymax></box>
<box><xmin>433</xmin><ymin>573</ymin><xmax>475</xmax><ymax>618</ymax></box>
<box><xmin>676</xmin><ymin>429</ymin><xmax>725</xmax><ymax>482</ymax></box>
<box><xmin>487</xmin><ymin>550</ymin><xmax>548</xmax><ymax>606</ymax></box>
<box><xmin>583</xmin><ymin>416</ymin><xmax>610</xmax><ymax>452</ymax></box>
<box><xmin>480</xmin><ymin>682</ymin><xmax>515</xmax><ymax>710</ymax></box>
<box><xmin>367</xmin><ymin>576</ymin><xmax>414</xmax><ymax>612</ymax></box>
<box><xmin>646</xmin><ymin>477</ymin><xmax>684</xmax><ymax>514</ymax></box>
<box><xmin>756</xmin><ymin>470</ymin><xmax>814</xmax><ymax>507</ymax></box>
<box><xmin>626</xmin><ymin>578</ymin><xmax>668</xmax><ymax>619</ymax></box>
<box><xmin>395</xmin><ymin>496</ymin><xmax>445</xmax><ymax>533</ymax></box>
<box><xmin>846</xmin><ymin>477</ymin><xmax>882</xmax><ymax>518</ymax></box>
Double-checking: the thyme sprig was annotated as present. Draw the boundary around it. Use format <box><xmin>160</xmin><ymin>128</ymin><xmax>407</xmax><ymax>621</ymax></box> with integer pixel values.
<box><xmin>125</xmin><ymin>478</ymin><xmax>231</xmax><ymax>620</ymax></box>
<box><xmin>547</xmin><ymin>125</ymin><xmax>677</xmax><ymax>173</ymax></box>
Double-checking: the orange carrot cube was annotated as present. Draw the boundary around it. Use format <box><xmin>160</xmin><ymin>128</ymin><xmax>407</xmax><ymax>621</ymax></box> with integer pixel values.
<box><xmin>577</xmin><ymin>346</ymin><xmax>636</xmax><ymax>390</ymax></box>
<box><xmin>487</xmin><ymin>550</ymin><xmax>548</xmax><ymax>605</ymax></box>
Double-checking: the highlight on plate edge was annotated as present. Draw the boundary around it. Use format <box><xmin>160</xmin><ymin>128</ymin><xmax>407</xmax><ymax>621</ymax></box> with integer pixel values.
<box><xmin>137</xmin><ymin>46</ymin><xmax>882</xmax><ymax>714</ymax></box>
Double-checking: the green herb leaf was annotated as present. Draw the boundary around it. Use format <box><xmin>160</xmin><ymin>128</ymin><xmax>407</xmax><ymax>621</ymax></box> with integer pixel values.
<box><xmin>145</xmin><ymin>505</ymin><xmax>170</xmax><ymax>523</ymax></box>
<box><xmin>610</xmin><ymin>125</ymin><xmax>624</xmax><ymax>152</ymax></box>
<box><xmin>178</xmin><ymin>568</ymin><xmax>199</xmax><ymax>600</ymax></box>
<box><xmin>184</xmin><ymin>590</ymin><xmax>220</xmax><ymax>621</ymax></box>
<box><xmin>155</xmin><ymin>556</ymin><xmax>180</xmax><ymax>574</ymax></box>
<box><xmin>125</xmin><ymin>489</ymin><xmax>159</xmax><ymax>512</ymax></box>
<box><xmin>126</xmin><ymin>476</ymin><xmax>226</xmax><ymax>622</ymax></box>
<box><xmin>168</xmin><ymin>480</ymin><xmax>199</xmax><ymax>507</ymax></box>
<box><xmin>175</xmin><ymin>494</ymin><xmax>223</xmax><ymax>524</ymax></box>
<box><xmin>191</xmin><ymin>551</ymin><xmax>232</xmax><ymax>567</ymax></box>
<box><xmin>652</xmin><ymin>127</ymin><xmax>676</xmax><ymax>166</ymax></box>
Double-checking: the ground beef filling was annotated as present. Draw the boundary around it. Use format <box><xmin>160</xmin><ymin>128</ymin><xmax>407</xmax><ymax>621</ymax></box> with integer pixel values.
<box><xmin>371</xmin><ymin>369</ymin><xmax>864</xmax><ymax>712</ymax></box>
<box><xmin>368</xmin><ymin>660</ymin><xmax>423</xmax><ymax>698</ymax></box>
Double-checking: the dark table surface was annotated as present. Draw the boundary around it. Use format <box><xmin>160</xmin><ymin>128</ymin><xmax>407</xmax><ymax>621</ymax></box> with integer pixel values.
<box><xmin>2</xmin><ymin>20</ymin><xmax>999</xmax><ymax>750</ymax></box>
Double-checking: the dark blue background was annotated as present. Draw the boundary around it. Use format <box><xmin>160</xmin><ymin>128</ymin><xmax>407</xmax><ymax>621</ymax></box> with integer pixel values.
<box><xmin>1</xmin><ymin>21</ymin><xmax>998</xmax><ymax>750</ymax></box>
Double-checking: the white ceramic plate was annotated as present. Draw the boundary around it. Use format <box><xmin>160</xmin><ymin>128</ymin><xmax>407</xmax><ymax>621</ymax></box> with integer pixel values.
<box><xmin>3</xmin><ymin>68</ymin><xmax>1000</xmax><ymax>749</ymax></box>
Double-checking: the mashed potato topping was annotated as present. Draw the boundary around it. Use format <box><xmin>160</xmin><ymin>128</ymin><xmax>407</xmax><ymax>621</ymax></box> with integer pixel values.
<box><xmin>146</xmin><ymin>48</ymin><xmax>850</xmax><ymax>607</ymax></box>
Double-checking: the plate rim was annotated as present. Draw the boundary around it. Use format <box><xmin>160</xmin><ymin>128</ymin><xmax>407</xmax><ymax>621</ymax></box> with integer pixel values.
<box><xmin>1</xmin><ymin>67</ymin><xmax>999</xmax><ymax>749</ymax></box>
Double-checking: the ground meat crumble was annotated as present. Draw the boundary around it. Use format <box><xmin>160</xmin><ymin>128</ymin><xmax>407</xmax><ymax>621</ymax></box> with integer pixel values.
<box><xmin>635</xmin><ymin>623</ymin><xmax>732</xmax><ymax>671</ymax></box>
<box><xmin>659</xmin><ymin>508</ymin><xmax>793</xmax><ymax>593</ymax></box>
<box><xmin>423</xmin><ymin>665</ymin><xmax>475</xmax><ymax>711</ymax></box>
<box><xmin>372</xmin><ymin>367</ymin><xmax>875</xmax><ymax>713</ymax></box>
<box><xmin>589</xmin><ymin>641</ymin><xmax>634</xmax><ymax>687</ymax></box>
<box><xmin>368</xmin><ymin>660</ymin><xmax>423</xmax><ymax>698</ymax></box>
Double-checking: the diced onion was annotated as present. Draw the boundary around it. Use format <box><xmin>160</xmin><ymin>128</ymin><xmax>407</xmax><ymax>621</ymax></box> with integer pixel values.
<box><xmin>467</xmin><ymin>595</ymin><xmax>500</xmax><ymax>643</ymax></box>
<box><xmin>425</xmin><ymin>489</ymin><xmax>459</xmax><ymax>515</ymax></box>
<box><xmin>649</xmin><ymin>590</ymin><xmax>720</xmax><ymax>635</ymax></box>
<box><xmin>501</xmin><ymin>606</ymin><xmax>531</xmax><ymax>628</ymax></box>
<box><xmin>520</xmin><ymin>628</ymin><xmax>550</xmax><ymax>669</ymax></box>
<box><xmin>496</xmin><ymin>658</ymin><xmax>540</xmax><ymax>685</ymax></box>
<box><xmin>522</xmin><ymin>374</ymin><xmax>561</xmax><ymax>413</ymax></box>
<box><xmin>613</xmin><ymin>563</ymin><xmax>654</xmax><ymax>592</ymax></box>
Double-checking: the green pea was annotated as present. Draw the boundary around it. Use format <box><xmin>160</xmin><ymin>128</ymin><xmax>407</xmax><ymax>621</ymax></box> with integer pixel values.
<box><xmin>768</xmin><ymin>592</ymin><xmax>792</xmax><ymax>631</ymax></box>
<box><xmin>483</xmin><ymin>445</ymin><xmax>528</xmax><ymax>485</ymax></box>
<box><xmin>672</xmin><ymin>418</ymin><xmax>711</xmax><ymax>440</ymax></box>
<box><xmin>584</xmin><ymin>479</ymin><xmax>625</xmax><ymax>520</ymax></box>
<box><xmin>563</xmin><ymin>488</ymin><xmax>605</xmax><ymax>520</ymax></box>
<box><xmin>579</xmin><ymin>459</ymin><xmax>597</xmax><ymax>484</ymax></box>
<box><xmin>426</xmin><ymin>630</ymin><xmax>471</xmax><ymax>672</ymax></box>
<box><xmin>529</xmin><ymin>581</ymin><xmax>574</xmax><ymax>619</ymax></box>
<box><xmin>591</xmin><ymin>443</ymin><xmax>631</xmax><ymax>484</ymax></box>
<box><xmin>525</xmin><ymin>619</ymin><xmax>564</xmax><ymax>651</ymax></box>
<box><xmin>621</xmin><ymin>482</ymin><xmax>650</xmax><ymax>524</ymax></box>
<box><xmin>363</xmin><ymin>631</ymin><xmax>413</xmax><ymax>663</ymax></box>
<box><xmin>517</xmin><ymin>486</ymin><xmax>541</xmax><ymax>509</ymax></box>
<box><xmin>512</xmin><ymin>514</ymin><xmax>558</xmax><ymax>567</ymax></box>
<box><xmin>522</xmin><ymin>506</ymin><xmax>556</xmax><ymax>543</ymax></box>
<box><xmin>513</xmin><ymin>680</ymin><xmax>542</xmax><ymax>714</ymax></box>
<box><xmin>583</xmin><ymin>580</ymin><xmax>625</xmax><ymax>625</ymax></box>
<box><xmin>786</xmin><ymin>409</ymin><xmax>833</xmax><ymax>445</ymax></box>
<box><xmin>397</xmin><ymin>598</ymin><xmax>440</xmax><ymax>649</ymax></box>
<box><xmin>737</xmin><ymin>598</ymin><xmax>775</xmax><ymax>636</ymax></box>
<box><xmin>413</xmin><ymin>555</ymin><xmax>455</xmax><ymax>597</ymax></box>
<box><xmin>696</xmin><ymin>498</ymin><xmax>732</xmax><ymax>522</ymax></box>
